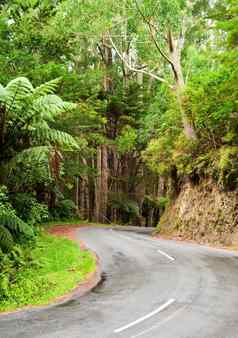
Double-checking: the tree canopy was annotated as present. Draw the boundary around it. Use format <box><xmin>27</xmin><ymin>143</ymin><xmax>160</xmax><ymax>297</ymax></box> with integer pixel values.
<box><xmin>0</xmin><ymin>0</ymin><xmax>237</xmax><ymax>246</ymax></box>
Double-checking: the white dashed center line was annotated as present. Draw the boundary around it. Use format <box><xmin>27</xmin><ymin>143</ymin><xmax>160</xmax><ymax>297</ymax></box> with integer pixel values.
<box><xmin>114</xmin><ymin>299</ymin><xmax>176</xmax><ymax>334</ymax></box>
<box><xmin>157</xmin><ymin>249</ymin><xmax>175</xmax><ymax>261</ymax></box>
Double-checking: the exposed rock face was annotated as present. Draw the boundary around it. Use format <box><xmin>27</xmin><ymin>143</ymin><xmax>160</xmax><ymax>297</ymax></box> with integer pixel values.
<box><xmin>160</xmin><ymin>180</ymin><xmax>238</xmax><ymax>245</ymax></box>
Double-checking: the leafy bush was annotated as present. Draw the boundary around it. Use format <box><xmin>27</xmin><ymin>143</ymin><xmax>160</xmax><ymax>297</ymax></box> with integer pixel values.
<box><xmin>0</xmin><ymin>245</ymin><xmax>37</xmax><ymax>299</ymax></box>
<box><xmin>109</xmin><ymin>192</ymin><xmax>139</xmax><ymax>223</ymax></box>
<box><xmin>217</xmin><ymin>146</ymin><xmax>238</xmax><ymax>188</ymax></box>
<box><xmin>11</xmin><ymin>193</ymin><xmax>49</xmax><ymax>225</ymax></box>
<box><xmin>172</xmin><ymin>134</ymin><xmax>199</xmax><ymax>175</ymax></box>
<box><xmin>50</xmin><ymin>199</ymin><xmax>77</xmax><ymax>220</ymax></box>
<box><xmin>158</xmin><ymin>196</ymin><xmax>170</xmax><ymax>208</ymax></box>
<box><xmin>142</xmin><ymin>137</ymin><xmax>174</xmax><ymax>176</ymax></box>
<box><xmin>0</xmin><ymin>186</ymin><xmax>34</xmax><ymax>252</ymax></box>
<box><xmin>115</xmin><ymin>126</ymin><xmax>137</xmax><ymax>154</ymax></box>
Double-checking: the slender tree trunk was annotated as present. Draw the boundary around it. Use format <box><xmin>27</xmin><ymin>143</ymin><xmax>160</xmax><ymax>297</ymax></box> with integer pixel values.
<box><xmin>95</xmin><ymin>147</ymin><xmax>102</xmax><ymax>222</ymax></box>
<box><xmin>168</xmin><ymin>31</ymin><xmax>197</xmax><ymax>140</ymax></box>
<box><xmin>94</xmin><ymin>145</ymin><xmax>109</xmax><ymax>223</ymax></box>
<box><xmin>75</xmin><ymin>176</ymin><xmax>79</xmax><ymax>212</ymax></box>
<box><xmin>101</xmin><ymin>144</ymin><xmax>109</xmax><ymax>222</ymax></box>
<box><xmin>133</xmin><ymin>162</ymin><xmax>145</xmax><ymax>226</ymax></box>
<box><xmin>79</xmin><ymin>178</ymin><xmax>85</xmax><ymax>217</ymax></box>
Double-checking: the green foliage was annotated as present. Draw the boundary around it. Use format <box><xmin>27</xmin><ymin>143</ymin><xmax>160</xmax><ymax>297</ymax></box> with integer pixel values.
<box><xmin>158</xmin><ymin>196</ymin><xmax>170</xmax><ymax>209</ymax></box>
<box><xmin>144</xmin><ymin>195</ymin><xmax>170</xmax><ymax>209</ymax></box>
<box><xmin>0</xmin><ymin>244</ymin><xmax>37</xmax><ymax>299</ymax></box>
<box><xmin>214</xmin><ymin>0</ymin><xmax>238</xmax><ymax>47</ymax></box>
<box><xmin>50</xmin><ymin>199</ymin><xmax>77</xmax><ymax>220</ymax></box>
<box><xmin>218</xmin><ymin>146</ymin><xmax>238</xmax><ymax>188</ymax></box>
<box><xmin>142</xmin><ymin>137</ymin><xmax>174</xmax><ymax>175</ymax></box>
<box><xmin>0</xmin><ymin>186</ymin><xmax>34</xmax><ymax>252</ymax></box>
<box><xmin>11</xmin><ymin>193</ymin><xmax>49</xmax><ymax>225</ymax></box>
<box><xmin>0</xmin><ymin>0</ymin><xmax>237</xmax><ymax>238</ymax></box>
<box><xmin>116</xmin><ymin>126</ymin><xmax>137</xmax><ymax>154</ymax></box>
<box><xmin>109</xmin><ymin>193</ymin><xmax>139</xmax><ymax>222</ymax></box>
<box><xmin>172</xmin><ymin>134</ymin><xmax>199</xmax><ymax>175</ymax></box>
<box><xmin>0</xmin><ymin>77</ymin><xmax>78</xmax><ymax>157</ymax></box>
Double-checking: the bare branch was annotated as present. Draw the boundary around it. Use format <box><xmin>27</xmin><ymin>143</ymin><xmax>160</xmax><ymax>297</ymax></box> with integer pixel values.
<box><xmin>108</xmin><ymin>33</ymin><xmax>173</xmax><ymax>89</ymax></box>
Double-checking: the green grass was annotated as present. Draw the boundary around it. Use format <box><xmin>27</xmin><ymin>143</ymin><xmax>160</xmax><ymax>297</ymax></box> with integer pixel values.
<box><xmin>42</xmin><ymin>218</ymin><xmax>84</xmax><ymax>229</ymax></box>
<box><xmin>0</xmin><ymin>234</ymin><xmax>96</xmax><ymax>312</ymax></box>
<box><xmin>42</xmin><ymin>219</ymin><xmax>118</xmax><ymax>230</ymax></box>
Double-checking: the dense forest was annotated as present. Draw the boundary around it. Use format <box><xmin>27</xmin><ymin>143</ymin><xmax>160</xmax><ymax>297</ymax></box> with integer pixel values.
<box><xmin>0</xmin><ymin>0</ymin><xmax>237</xmax><ymax>307</ymax></box>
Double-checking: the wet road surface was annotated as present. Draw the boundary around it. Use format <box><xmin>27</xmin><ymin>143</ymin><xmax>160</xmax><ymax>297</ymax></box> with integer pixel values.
<box><xmin>1</xmin><ymin>227</ymin><xmax>238</xmax><ymax>338</ymax></box>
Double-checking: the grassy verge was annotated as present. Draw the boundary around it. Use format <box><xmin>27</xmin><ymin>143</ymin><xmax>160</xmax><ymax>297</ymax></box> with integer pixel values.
<box><xmin>0</xmin><ymin>234</ymin><xmax>96</xmax><ymax>312</ymax></box>
<box><xmin>42</xmin><ymin>219</ymin><xmax>117</xmax><ymax>230</ymax></box>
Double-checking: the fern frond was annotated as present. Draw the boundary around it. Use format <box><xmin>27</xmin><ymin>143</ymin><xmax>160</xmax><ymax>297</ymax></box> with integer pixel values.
<box><xmin>33</xmin><ymin>78</ymin><xmax>61</xmax><ymax>98</ymax></box>
<box><xmin>2</xmin><ymin>77</ymin><xmax>34</xmax><ymax>114</ymax></box>
<box><xmin>0</xmin><ymin>225</ymin><xmax>14</xmax><ymax>252</ymax></box>
<box><xmin>32</xmin><ymin>95</ymin><xmax>77</xmax><ymax>121</ymax></box>
<box><xmin>33</xmin><ymin>128</ymin><xmax>79</xmax><ymax>150</ymax></box>
<box><xmin>6</xmin><ymin>77</ymin><xmax>33</xmax><ymax>98</ymax></box>
<box><xmin>0</xmin><ymin>211</ymin><xmax>34</xmax><ymax>237</ymax></box>
<box><xmin>10</xmin><ymin>146</ymin><xmax>50</xmax><ymax>165</ymax></box>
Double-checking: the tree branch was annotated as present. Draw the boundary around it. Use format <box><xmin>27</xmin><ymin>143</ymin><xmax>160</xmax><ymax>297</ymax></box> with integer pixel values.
<box><xmin>108</xmin><ymin>34</ymin><xmax>173</xmax><ymax>89</ymax></box>
<box><xmin>134</xmin><ymin>0</ymin><xmax>174</xmax><ymax>67</ymax></box>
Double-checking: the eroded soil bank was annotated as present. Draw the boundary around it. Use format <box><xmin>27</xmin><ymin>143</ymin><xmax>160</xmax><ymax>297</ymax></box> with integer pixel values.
<box><xmin>159</xmin><ymin>179</ymin><xmax>238</xmax><ymax>247</ymax></box>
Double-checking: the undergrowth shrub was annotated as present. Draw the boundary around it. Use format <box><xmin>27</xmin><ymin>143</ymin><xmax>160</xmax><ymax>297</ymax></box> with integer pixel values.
<box><xmin>0</xmin><ymin>186</ymin><xmax>34</xmax><ymax>252</ymax></box>
<box><xmin>11</xmin><ymin>193</ymin><xmax>49</xmax><ymax>225</ymax></box>
<box><xmin>0</xmin><ymin>244</ymin><xmax>38</xmax><ymax>300</ymax></box>
<box><xmin>49</xmin><ymin>199</ymin><xmax>77</xmax><ymax>220</ymax></box>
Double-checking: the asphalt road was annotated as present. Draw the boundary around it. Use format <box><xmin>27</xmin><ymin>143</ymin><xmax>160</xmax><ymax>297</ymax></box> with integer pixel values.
<box><xmin>1</xmin><ymin>227</ymin><xmax>238</xmax><ymax>338</ymax></box>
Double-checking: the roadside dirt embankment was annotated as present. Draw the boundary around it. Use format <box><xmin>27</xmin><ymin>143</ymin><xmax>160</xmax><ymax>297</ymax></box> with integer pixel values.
<box><xmin>159</xmin><ymin>179</ymin><xmax>238</xmax><ymax>246</ymax></box>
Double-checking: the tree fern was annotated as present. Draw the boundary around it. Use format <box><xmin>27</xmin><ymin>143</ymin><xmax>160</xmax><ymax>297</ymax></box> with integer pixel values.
<box><xmin>31</xmin><ymin>95</ymin><xmax>77</xmax><ymax>121</ymax></box>
<box><xmin>32</xmin><ymin>78</ymin><xmax>62</xmax><ymax>98</ymax></box>
<box><xmin>6</xmin><ymin>146</ymin><xmax>50</xmax><ymax>177</ymax></box>
<box><xmin>0</xmin><ymin>225</ymin><xmax>14</xmax><ymax>252</ymax></box>
<box><xmin>32</xmin><ymin>127</ymin><xmax>79</xmax><ymax>149</ymax></box>
<box><xmin>4</xmin><ymin>77</ymin><xmax>34</xmax><ymax>112</ymax></box>
<box><xmin>13</xmin><ymin>146</ymin><xmax>50</xmax><ymax>163</ymax></box>
<box><xmin>0</xmin><ymin>76</ymin><xmax>79</xmax><ymax>174</ymax></box>
<box><xmin>0</xmin><ymin>210</ymin><xmax>34</xmax><ymax>237</ymax></box>
<box><xmin>5</xmin><ymin>77</ymin><xmax>33</xmax><ymax>97</ymax></box>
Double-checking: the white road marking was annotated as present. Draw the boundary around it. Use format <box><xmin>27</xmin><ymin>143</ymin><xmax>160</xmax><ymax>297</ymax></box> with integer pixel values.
<box><xmin>116</xmin><ymin>233</ymin><xmax>175</xmax><ymax>262</ymax></box>
<box><xmin>157</xmin><ymin>249</ymin><xmax>175</xmax><ymax>261</ymax></box>
<box><xmin>129</xmin><ymin>305</ymin><xmax>186</xmax><ymax>338</ymax></box>
<box><xmin>114</xmin><ymin>299</ymin><xmax>175</xmax><ymax>334</ymax></box>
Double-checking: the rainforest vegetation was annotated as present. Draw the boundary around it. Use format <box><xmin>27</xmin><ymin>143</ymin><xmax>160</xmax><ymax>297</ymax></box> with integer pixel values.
<box><xmin>0</xmin><ymin>0</ymin><xmax>237</xmax><ymax>309</ymax></box>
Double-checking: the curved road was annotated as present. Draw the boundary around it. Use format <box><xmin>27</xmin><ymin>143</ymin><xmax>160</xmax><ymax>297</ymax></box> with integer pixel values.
<box><xmin>1</xmin><ymin>227</ymin><xmax>238</xmax><ymax>338</ymax></box>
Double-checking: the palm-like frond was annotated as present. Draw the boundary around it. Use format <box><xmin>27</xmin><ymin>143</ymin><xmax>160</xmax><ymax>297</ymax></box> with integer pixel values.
<box><xmin>6</xmin><ymin>77</ymin><xmax>33</xmax><ymax>97</ymax></box>
<box><xmin>0</xmin><ymin>211</ymin><xmax>34</xmax><ymax>237</ymax></box>
<box><xmin>0</xmin><ymin>76</ymin><xmax>79</xmax><ymax>186</ymax></box>
<box><xmin>0</xmin><ymin>225</ymin><xmax>14</xmax><ymax>252</ymax></box>
<box><xmin>10</xmin><ymin>146</ymin><xmax>50</xmax><ymax>165</ymax></box>
<box><xmin>32</xmin><ymin>78</ymin><xmax>62</xmax><ymax>98</ymax></box>
<box><xmin>32</xmin><ymin>127</ymin><xmax>79</xmax><ymax>150</ymax></box>
<box><xmin>5</xmin><ymin>77</ymin><xmax>33</xmax><ymax>107</ymax></box>
<box><xmin>32</xmin><ymin>95</ymin><xmax>77</xmax><ymax>121</ymax></box>
<box><xmin>0</xmin><ymin>78</ymin><xmax>33</xmax><ymax>116</ymax></box>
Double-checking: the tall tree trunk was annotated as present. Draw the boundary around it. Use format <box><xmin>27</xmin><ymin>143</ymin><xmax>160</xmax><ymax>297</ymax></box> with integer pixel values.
<box><xmin>95</xmin><ymin>147</ymin><xmax>102</xmax><ymax>222</ymax></box>
<box><xmin>75</xmin><ymin>176</ymin><xmax>79</xmax><ymax>213</ymax></box>
<box><xmin>168</xmin><ymin>31</ymin><xmax>197</xmax><ymax>140</ymax></box>
<box><xmin>94</xmin><ymin>145</ymin><xmax>109</xmax><ymax>223</ymax></box>
<box><xmin>101</xmin><ymin>144</ymin><xmax>109</xmax><ymax>222</ymax></box>
<box><xmin>133</xmin><ymin>161</ymin><xmax>145</xmax><ymax>226</ymax></box>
